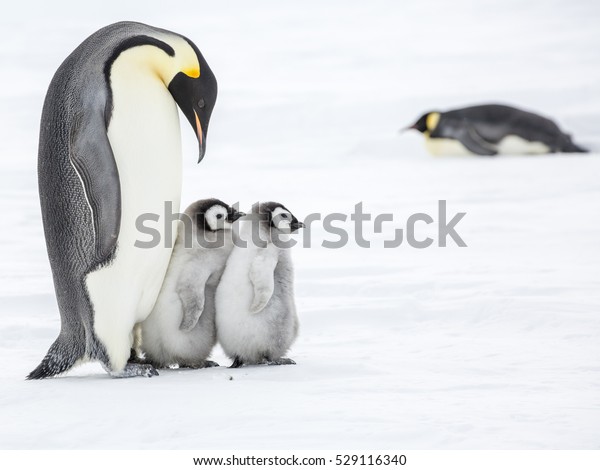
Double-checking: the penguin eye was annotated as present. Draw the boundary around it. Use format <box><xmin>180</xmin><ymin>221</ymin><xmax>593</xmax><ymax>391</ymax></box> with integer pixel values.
<box><xmin>197</xmin><ymin>98</ymin><xmax>205</xmax><ymax>109</ymax></box>
<box><xmin>281</xmin><ymin>213</ymin><xmax>289</xmax><ymax>219</ymax></box>
<box><xmin>216</xmin><ymin>214</ymin><xmax>223</xmax><ymax>220</ymax></box>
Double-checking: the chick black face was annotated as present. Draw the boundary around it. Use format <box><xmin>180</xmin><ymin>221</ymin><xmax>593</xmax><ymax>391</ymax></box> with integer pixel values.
<box><xmin>191</xmin><ymin>198</ymin><xmax>245</xmax><ymax>232</ymax></box>
<box><xmin>260</xmin><ymin>202</ymin><xmax>305</xmax><ymax>233</ymax></box>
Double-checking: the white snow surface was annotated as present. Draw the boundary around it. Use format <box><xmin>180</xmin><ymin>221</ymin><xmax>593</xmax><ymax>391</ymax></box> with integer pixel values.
<box><xmin>1</xmin><ymin>0</ymin><xmax>600</xmax><ymax>449</ymax></box>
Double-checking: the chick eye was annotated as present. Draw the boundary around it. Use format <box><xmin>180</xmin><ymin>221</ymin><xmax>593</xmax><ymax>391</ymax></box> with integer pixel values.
<box><xmin>216</xmin><ymin>214</ymin><xmax>223</xmax><ymax>219</ymax></box>
<box><xmin>197</xmin><ymin>98</ymin><xmax>205</xmax><ymax>109</ymax></box>
<box><xmin>281</xmin><ymin>213</ymin><xmax>289</xmax><ymax>219</ymax></box>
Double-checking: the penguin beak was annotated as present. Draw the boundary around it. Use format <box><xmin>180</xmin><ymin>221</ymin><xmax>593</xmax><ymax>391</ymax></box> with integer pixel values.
<box><xmin>227</xmin><ymin>210</ymin><xmax>246</xmax><ymax>223</ymax></box>
<box><xmin>168</xmin><ymin>70</ymin><xmax>217</xmax><ymax>164</ymax></box>
<box><xmin>193</xmin><ymin>110</ymin><xmax>207</xmax><ymax>162</ymax></box>
<box><xmin>400</xmin><ymin>124</ymin><xmax>416</xmax><ymax>133</ymax></box>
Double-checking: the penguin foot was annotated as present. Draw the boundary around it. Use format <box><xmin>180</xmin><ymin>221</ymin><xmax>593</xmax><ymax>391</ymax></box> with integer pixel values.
<box><xmin>111</xmin><ymin>363</ymin><xmax>159</xmax><ymax>378</ymax></box>
<box><xmin>229</xmin><ymin>357</ymin><xmax>244</xmax><ymax>368</ymax></box>
<box><xmin>264</xmin><ymin>357</ymin><xmax>296</xmax><ymax>366</ymax></box>
<box><xmin>127</xmin><ymin>348</ymin><xmax>148</xmax><ymax>364</ymax></box>
<box><xmin>178</xmin><ymin>360</ymin><xmax>220</xmax><ymax>369</ymax></box>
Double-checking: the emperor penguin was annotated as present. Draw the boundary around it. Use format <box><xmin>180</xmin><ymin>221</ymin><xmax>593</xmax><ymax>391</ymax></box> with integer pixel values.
<box><xmin>215</xmin><ymin>202</ymin><xmax>304</xmax><ymax>368</ymax></box>
<box><xmin>139</xmin><ymin>199</ymin><xmax>245</xmax><ymax>369</ymax></box>
<box><xmin>405</xmin><ymin>104</ymin><xmax>588</xmax><ymax>156</ymax></box>
<box><xmin>29</xmin><ymin>22</ymin><xmax>217</xmax><ymax>379</ymax></box>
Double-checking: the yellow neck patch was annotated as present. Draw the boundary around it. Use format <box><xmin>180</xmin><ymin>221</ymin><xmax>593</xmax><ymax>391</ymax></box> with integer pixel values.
<box><xmin>426</xmin><ymin>112</ymin><xmax>441</xmax><ymax>131</ymax></box>
<box><xmin>142</xmin><ymin>33</ymin><xmax>201</xmax><ymax>84</ymax></box>
<box><xmin>182</xmin><ymin>66</ymin><xmax>200</xmax><ymax>78</ymax></box>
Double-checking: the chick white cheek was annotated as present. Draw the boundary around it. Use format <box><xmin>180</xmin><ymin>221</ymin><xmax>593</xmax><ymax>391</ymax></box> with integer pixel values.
<box><xmin>204</xmin><ymin>206</ymin><xmax>229</xmax><ymax>231</ymax></box>
<box><xmin>277</xmin><ymin>219</ymin><xmax>291</xmax><ymax>231</ymax></box>
<box><xmin>271</xmin><ymin>208</ymin><xmax>293</xmax><ymax>231</ymax></box>
<box><xmin>214</xmin><ymin>218</ymin><xmax>227</xmax><ymax>230</ymax></box>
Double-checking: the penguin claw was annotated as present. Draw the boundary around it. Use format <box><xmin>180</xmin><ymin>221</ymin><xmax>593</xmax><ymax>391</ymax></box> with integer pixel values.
<box><xmin>229</xmin><ymin>357</ymin><xmax>244</xmax><ymax>368</ymax></box>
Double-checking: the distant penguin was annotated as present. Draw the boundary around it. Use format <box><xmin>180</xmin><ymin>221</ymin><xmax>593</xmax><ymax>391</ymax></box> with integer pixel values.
<box><xmin>405</xmin><ymin>104</ymin><xmax>588</xmax><ymax>156</ymax></box>
<box><xmin>29</xmin><ymin>22</ymin><xmax>218</xmax><ymax>379</ymax></box>
<box><xmin>139</xmin><ymin>199</ymin><xmax>244</xmax><ymax>369</ymax></box>
<box><xmin>215</xmin><ymin>202</ymin><xmax>304</xmax><ymax>368</ymax></box>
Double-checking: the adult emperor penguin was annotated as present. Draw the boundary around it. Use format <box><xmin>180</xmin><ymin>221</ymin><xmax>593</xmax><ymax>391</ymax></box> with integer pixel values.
<box><xmin>405</xmin><ymin>104</ymin><xmax>588</xmax><ymax>156</ymax></box>
<box><xmin>29</xmin><ymin>22</ymin><xmax>217</xmax><ymax>379</ymax></box>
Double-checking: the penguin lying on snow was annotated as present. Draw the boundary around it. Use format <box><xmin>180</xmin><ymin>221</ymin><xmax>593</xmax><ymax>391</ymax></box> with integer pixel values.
<box><xmin>216</xmin><ymin>202</ymin><xmax>304</xmax><ymax>368</ymax></box>
<box><xmin>139</xmin><ymin>199</ymin><xmax>244</xmax><ymax>369</ymax></box>
<box><xmin>30</xmin><ymin>22</ymin><xmax>217</xmax><ymax>379</ymax></box>
<box><xmin>405</xmin><ymin>104</ymin><xmax>588</xmax><ymax>156</ymax></box>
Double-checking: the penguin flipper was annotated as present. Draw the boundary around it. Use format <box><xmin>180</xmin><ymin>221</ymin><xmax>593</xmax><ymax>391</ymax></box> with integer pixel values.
<box><xmin>70</xmin><ymin>111</ymin><xmax>121</xmax><ymax>261</ymax></box>
<box><xmin>177</xmin><ymin>268</ymin><xmax>210</xmax><ymax>331</ymax></box>
<box><xmin>178</xmin><ymin>288</ymin><xmax>206</xmax><ymax>332</ymax></box>
<box><xmin>249</xmin><ymin>255</ymin><xmax>277</xmax><ymax>314</ymax></box>
<box><xmin>457</xmin><ymin>123</ymin><xmax>498</xmax><ymax>156</ymax></box>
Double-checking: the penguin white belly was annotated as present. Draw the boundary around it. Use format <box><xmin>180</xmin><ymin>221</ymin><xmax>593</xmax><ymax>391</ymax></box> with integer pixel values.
<box><xmin>216</xmin><ymin>248</ymin><xmax>273</xmax><ymax>359</ymax></box>
<box><xmin>425</xmin><ymin>137</ymin><xmax>474</xmax><ymax>156</ymax></box>
<box><xmin>497</xmin><ymin>135</ymin><xmax>550</xmax><ymax>155</ymax></box>
<box><xmin>86</xmin><ymin>58</ymin><xmax>182</xmax><ymax>370</ymax></box>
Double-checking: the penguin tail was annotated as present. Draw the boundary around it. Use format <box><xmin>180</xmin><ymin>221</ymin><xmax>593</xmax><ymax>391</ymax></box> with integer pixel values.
<box><xmin>26</xmin><ymin>333</ymin><xmax>85</xmax><ymax>380</ymax></box>
<box><xmin>561</xmin><ymin>134</ymin><xmax>589</xmax><ymax>153</ymax></box>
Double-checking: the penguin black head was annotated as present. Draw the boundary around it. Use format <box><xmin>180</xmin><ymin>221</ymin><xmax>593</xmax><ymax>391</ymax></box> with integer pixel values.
<box><xmin>406</xmin><ymin>111</ymin><xmax>441</xmax><ymax>134</ymax></box>
<box><xmin>105</xmin><ymin>30</ymin><xmax>218</xmax><ymax>163</ymax></box>
<box><xmin>166</xmin><ymin>40</ymin><xmax>218</xmax><ymax>163</ymax></box>
<box><xmin>409</xmin><ymin>113</ymin><xmax>430</xmax><ymax>133</ymax></box>
<box><xmin>187</xmin><ymin>198</ymin><xmax>245</xmax><ymax>232</ymax></box>
<box><xmin>255</xmin><ymin>202</ymin><xmax>305</xmax><ymax>234</ymax></box>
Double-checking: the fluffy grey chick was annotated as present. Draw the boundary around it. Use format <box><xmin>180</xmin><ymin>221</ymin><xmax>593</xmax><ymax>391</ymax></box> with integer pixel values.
<box><xmin>140</xmin><ymin>199</ymin><xmax>244</xmax><ymax>368</ymax></box>
<box><xmin>215</xmin><ymin>201</ymin><xmax>304</xmax><ymax>368</ymax></box>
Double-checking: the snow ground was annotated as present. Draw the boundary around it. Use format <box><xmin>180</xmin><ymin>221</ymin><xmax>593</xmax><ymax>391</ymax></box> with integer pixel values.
<box><xmin>1</xmin><ymin>0</ymin><xmax>599</xmax><ymax>449</ymax></box>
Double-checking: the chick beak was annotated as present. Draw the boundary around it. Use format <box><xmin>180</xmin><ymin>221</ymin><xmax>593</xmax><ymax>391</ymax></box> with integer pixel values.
<box><xmin>291</xmin><ymin>221</ymin><xmax>305</xmax><ymax>232</ymax></box>
<box><xmin>227</xmin><ymin>211</ymin><xmax>246</xmax><ymax>223</ymax></box>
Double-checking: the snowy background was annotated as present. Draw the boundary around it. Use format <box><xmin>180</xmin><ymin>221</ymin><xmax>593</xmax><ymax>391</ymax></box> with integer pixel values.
<box><xmin>1</xmin><ymin>0</ymin><xmax>599</xmax><ymax>449</ymax></box>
